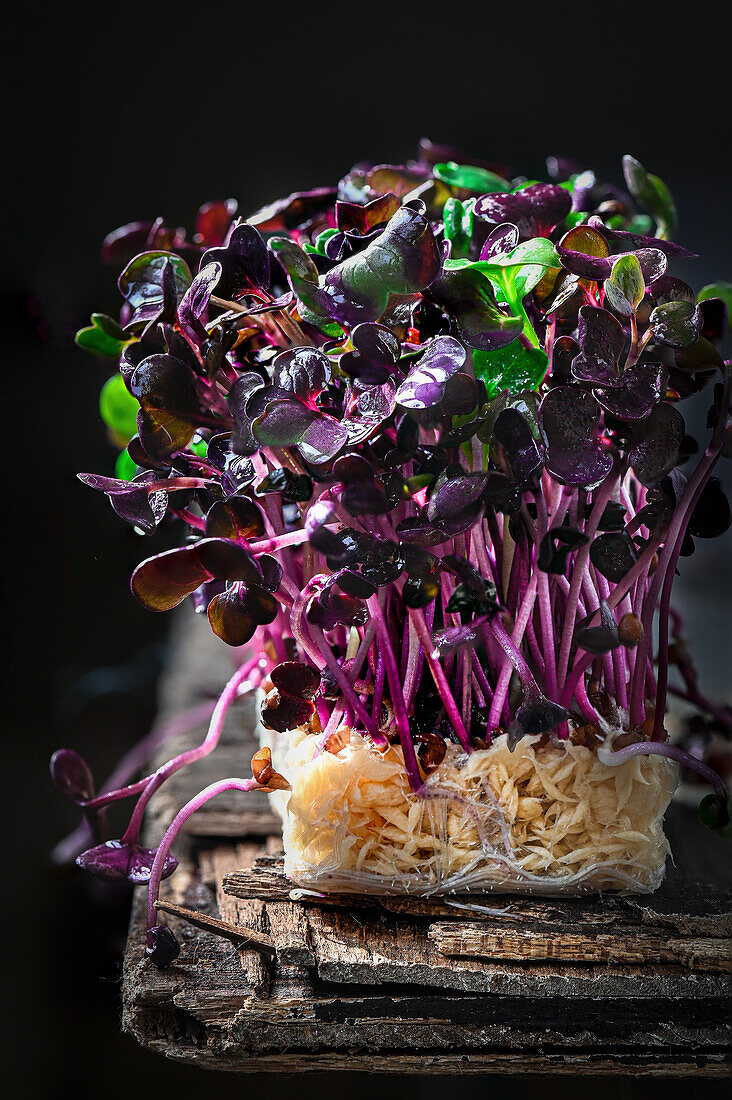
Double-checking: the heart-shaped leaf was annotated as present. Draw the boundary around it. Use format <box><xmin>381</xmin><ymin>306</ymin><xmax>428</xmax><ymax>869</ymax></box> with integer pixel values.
<box><xmin>604</xmin><ymin>254</ymin><xmax>645</xmax><ymax>316</ymax></box>
<box><xmin>474</xmin><ymin>342</ymin><xmax>549</xmax><ymax>399</ymax></box>
<box><xmin>628</xmin><ymin>402</ymin><xmax>685</xmax><ymax>486</ymax></box>
<box><xmin>539</xmin><ymin>385</ymin><xmax>614</xmax><ymax>487</ymax></box>
<box><xmin>76</xmin><ymin>314</ymin><xmax>134</xmax><ymax>358</ymax></box>
<box><xmin>396</xmin><ymin>336</ymin><xmax>466</xmax><ymax>409</ymax></box>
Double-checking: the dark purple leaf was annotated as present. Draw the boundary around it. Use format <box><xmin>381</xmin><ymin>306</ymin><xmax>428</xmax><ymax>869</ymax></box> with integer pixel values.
<box><xmin>50</xmin><ymin>749</ymin><xmax>95</xmax><ymax>803</ymax></box>
<box><xmin>508</xmin><ymin>698</ymin><xmax>569</xmax><ymax>749</ymax></box>
<box><xmin>131</xmin><ymin>538</ymin><xmax>263</xmax><ymax>612</ymax></box>
<box><xmin>493</xmin><ymin>408</ymin><xmax>543</xmax><ymax>484</ymax></box>
<box><xmin>428</xmin><ymin>473</ymin><xmax>490</xmax><ymax>522</ymax></box>
<box><xmin>650</xmin><ymin>301</ymin><xmax>701</xmax><ymax>349</ymax></box>
<box><xmin>270</xmin><ymin>662</ymin><xmax>321</xmax><ymax>699</ymax></box>
<box><xmin>539</xmin><ymin>386</ymin><xmax>614</xmax><ymax>487</ymax></box>
<box><xmin>340</xmin><ymin>322</ymin><xmax>401</xmax><ymax>384</ymax></box>
<box><xmin>479</xmin><ymin>222</ymin><xmax>520</xmax><ymax>260</ymax></box>
<box><xmin>178</xmin><ymin>261</ymin><xmax>221</xmax><ymax>340</ymax></box>
<box><xmin>130</xmin><ymin>354</ymin><xmax>199</xmax><ymax>416</ymax></box>
<box><xmin>537</xmin><ymin>527</ymin><xmax>588</xmax><ymax>574</ymax></box>
<box><xmin>289</xmin><ymin>200</ymin><xmax>440</xmax><ymax>326</ymax></box>
<box><xmin>474</xmin><ymin>184</ymin><xmax>571</xmax><ymax>238</ymax></box>
<box><xmin>590</xmin><ymin>531</ymin><xmax>638</xmax><ymax>583</ymax></box>
<box><xmin>77</xmin><ymin>840</ymin><xmax>177</xmax><ymax>884</ymax></box>
<box><xmin>571</xmin><ymin>307</ymin><xmax>624</xmax><ymax>386</ymax></box>
<box><xmin>201</xmin><ymin>222</ymin><xmax>270</xmax><ymax>299</ymax></box>
<box><xmin>595</xmin><ymin>363</ymin><xmax>667</xmax><ymax>421</ymax></box>
<box><xmin>576</xmin><ymin>599</ymin><xmax>620</xmax><ymax>653</ymax></box>
<box><xmin>208</xmin><ymin>583</ymin><xmax>276</xmax><ymax>646</ymax></box>
<box><xmin>628</xmin><ymin>402</ymin><xmax>685</xmax><ymax>486</ymax></box>
<box><xmin>256</xmin><ymin>467</ymin><xmax>313</xmax><ymax>502</ymax></box>
<box><xmin>587</xmin><ymin>216</ymin><xmax>696</xmax><ymax>258</ymax></box>
<box><xmin>272</xmin><ymin>346</ymin><xmax>331</xmax><ymax>398</ymax></box>
<box><xmin>118</xmin><ymin>251</ymin><xmax>192</xmax><ymax>332</ymax></box>
<box><xmin>147</xmin><ymin>925</ymin><xmax>181</xmax><ymax>968</ymax></box>
<box><xmin>205</xmin><ymin>497</ymin><xmax>265</xmax><ymax>540</ymax></box>
<box><xmin>260</xmin><ymin>687</ymin><xmax>315</xmax><ymax>733</ymax></box>
<box><xmin>396</xmin><ymin>337</ymin><xmax>466</xmax><ymax>409</ymax></box>
<box><xmin>249</xmin><ymin>187</ymin><xmax>337</xmax><ymax>233</ymax></box>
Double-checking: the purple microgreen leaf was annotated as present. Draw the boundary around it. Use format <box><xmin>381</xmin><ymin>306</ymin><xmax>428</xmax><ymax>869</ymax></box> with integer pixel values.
<box><xmin>571</xmin><ymin>307</ymin><xmax>624</xmax><ymax>385</ymax></box>
<box><xmin>208</xmin><ymin>582</ymin><xmax>276</xmax><ymax>647</ymax></box>
<box><xmin>395</xmin><ymin>336</ymin><xmax>466</xmax><ymax>409</ymax></box>
<box><xmin>590</xmin><ymin>531</ymin><xmax>639</xmax><ymax>583</ymax></box>
<box><xmin>205</xmin><ymin>497</ymin><xmax>265</xmax><ymax>540</ymax></box>
<box><xmin>628</xmin><ymin>402</ymin><xmax>685</xmax><ymax>486</ymax></box>
<box><xmin>272</xmin><ymin>346</ymin><xmax>331</xmax><ymax>398</ymax></box>
<box><xmin>201</xmin><ymin>222</ymin><xmax>270</xmax><ymax>298</ymax></box>
<box><xmin>50</xmin><ymin>749</ymin><xmax>95</xmax><ymax>803</ymax></box>
<box><xmin>537</xmin><ymin>528</ymin><xmax>588</xmax><ymax>574</ymax></box>
<box><xmin>474</xmin><ymin>184</ymin><xmax>572</xmax><ymax>239</ymax></box>
<box><xmin>131</xmin><ymin>539</ymin><xmax>263</xmax><ymax>612</ymax></box>
<box><xmin>595</xmin><ymin>362</ymin><xmax>667</xmax><ymax>421</ymax></box>
<box><xmin>539</xmin><ymin>385</ymin><xmax>614</xmax><ymax>487</ymax></box>
<box><xmin>178</xmin><ymin>261</ymin><xmax>222</xmax><ymax>340</ymax></box>
<box><xmin>146</xmin><ymin>925</ymin><xmax>181</xmax><ymax>968</ymax></box>
<box><xmin>77</xmin><ymin>840</ymin><xmax>178</xmax><ymax>884</ymax></box>
<box><xmin>270</xmin><ymin>662</ymin><xmax>321</xmax><ymax>699</ymax></box>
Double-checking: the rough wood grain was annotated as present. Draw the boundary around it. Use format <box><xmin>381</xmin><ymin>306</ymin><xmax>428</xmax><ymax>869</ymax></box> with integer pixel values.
<box><xmin>121</xmin><ymin>614</ymin><xmax>732</xmax><ymax>1075</ymax></box>
<box><xmin>428</xmin><ymin>924</ymin><xmax>732</xmax><ymax>972</ymax></box>
<box><xmin>199</xmin><ymin>842</ymin><xmax>272</xmax><ymax>991</ymax></box>
<box><xmin>266</xmin><ymin>901</ymin><xmax>315</xmax><ymax>967</ymax></box>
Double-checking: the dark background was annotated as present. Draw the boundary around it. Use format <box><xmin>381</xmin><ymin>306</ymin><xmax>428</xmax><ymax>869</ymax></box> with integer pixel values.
<box><xmin>3</xmin><ymin>2</ymin><xmax>730</xmax><ymax>1096</ymax></box>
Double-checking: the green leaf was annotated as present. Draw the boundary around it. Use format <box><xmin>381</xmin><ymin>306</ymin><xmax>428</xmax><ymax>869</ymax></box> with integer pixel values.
<box><xmin>697</xmin><ymin>281</ymin><xmax>732</xmax><ymax>314</ymax></box>
<box><xmin>473</xmin><ymin>343</ymin><xmax>549</xmax><ymax>399</ymax></box>
<box><xmin>564</xmin><ymin>212</ymin><xmax>588</xmax><ymax>230</ymax></box>
<box><xmin>433</xmin><ymin>162</ymin><xmax>510</xmax><ymax>193</ymax></box>
<box><xmin>622</xmin><ymin>155</ymin><xmax>677</xmax><ymax>239</ymax></box>
<box><xmin>427</xmin><ymin>264</ymin><xmax>523</xmax><ymax>350</ymax></box>
<box><xmin>604</xmin><ymin>253</ymin><xmax>645</xmax><ymax>316</ymax></box>
<box><xmin>189</xmin><ymin>437</ymin><xmax>208</xmax><ymax>457</ymax></box>
<box><xmin>446</xmin><ymin>239</ymin><xmax>560</xmax><ymax>284</ymax></box>
<box><xmin>312</xmin><ymin>227</ymin><xmax>340</xmax><ymax>256</ymax></box>
<box><xmin>445</xmin><ymin>241</ymin><xmax>559</xmax><ymax>349</ymax></box>
<box><xmin>100</xmin><ymin>374</ymin><xmax>140</xmax><ymax>443</ymax></box>
<box><xmin>76</xmin><ymin>313</ymin><xmax>134</xmax><ymax>358</ymax></box>
<box><xmin>443</xmin><ymin>197</ymin><xmax>475</xmax><ymax>259</ymax></box>
<box><xmin>625</xmin><ymin>214</ymin><xmax>653</xmax><ymax>235</ymax></box>
<box><xmin>114</xmin><ymin>448</ymin><xmax>137</xmax><ymax>481</ymax></box>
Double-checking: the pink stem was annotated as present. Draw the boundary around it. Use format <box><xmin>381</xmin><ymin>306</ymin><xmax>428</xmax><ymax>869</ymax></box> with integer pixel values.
<box><xmin>146</xmin><ymin>777</ymin><xmax>259</xmax><ymax>937</ymax></box>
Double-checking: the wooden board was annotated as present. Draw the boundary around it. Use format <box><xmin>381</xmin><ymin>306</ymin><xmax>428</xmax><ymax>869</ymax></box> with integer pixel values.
<box><xmin>122</xmin><ymin>614</ymin><xmax>732</xmax><ymax>1075</ymax></box>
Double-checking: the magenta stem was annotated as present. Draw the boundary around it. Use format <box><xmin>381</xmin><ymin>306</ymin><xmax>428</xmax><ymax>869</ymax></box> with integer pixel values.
<box><xmin>121</xmin><ymin>660</ymin><xmax>253</xmax><ymax>846</ymax></box>
<box><xmin>146</xmin><ymin>777</ymin><xmax>259</xmax><ymax>938</ymax></box>
<box><xmin>557</xmin><ymin>471</ymin><xmax>617</xmax><ymax>692</ymax></box>
<box><xmin>407</xmin><ymin>603</ymin><xmax>471</xmax><ymax>750</ymax></box>
<box><xmin>367</xmin><ymin>595</ymin><xmax>422</xmax><ymax>789</ymax></box>
<box><xmin>603</xmin><ymin>742</ymin><xmax>727</xmax><ymax>805</ymax></box>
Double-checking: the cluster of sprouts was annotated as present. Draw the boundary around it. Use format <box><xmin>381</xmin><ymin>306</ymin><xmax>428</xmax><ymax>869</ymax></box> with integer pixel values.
<box><xmin>52</xmin><ymin>143</ymin><xmax>731</xmax><ymax>966</ymax></box>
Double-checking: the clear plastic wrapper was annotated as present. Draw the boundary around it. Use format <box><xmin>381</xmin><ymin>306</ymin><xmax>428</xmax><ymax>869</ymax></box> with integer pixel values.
<box><xmin>260</xmin><ymin>720</ymin><xmax>677</xmax><ymax>897</ymax></box>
